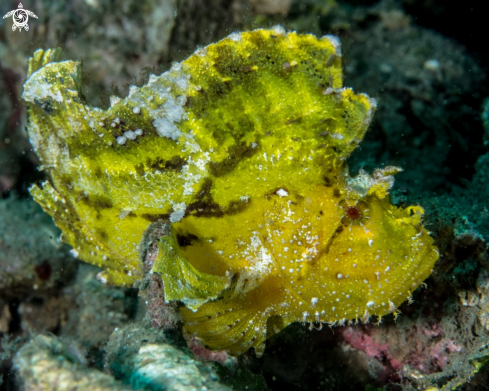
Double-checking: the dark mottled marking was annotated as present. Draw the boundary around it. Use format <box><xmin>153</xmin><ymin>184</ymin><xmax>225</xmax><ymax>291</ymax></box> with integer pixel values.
<box><xmin>79</xmin><ymin>194</ymin><xmax>113</xmax><ymax>209</ymax></box>
<box><xmin>188</xmin><ymin>179</ymin><xmax>251</xmax><ymax>218</ymax></box>
<box><xmin>58</xmin><ymin>175</ymin><xmax>73</xmax><ymax>191</ymax></box>
<box><xmin>94</xmin><ymin>167</ymin><xmax>103</xmax><ymax>179</ymax></box>
<box><xmin>34</xmin><ymin>97</ymin><xmax>54</xmax><ymax>114</ymax></box>
<box><xmin>146</xmin><ymin>155</ymin><xmax>185</xmax><ymax>172</ymax></box>
<box><xmin>334</xmin><ymin>225</ymin><xmax>344</xmax><ymax>235</ymax></box>
<box><xmin>135</xmin><ymin>164</ymin><xmax>145</xmax><ymax>176</ymax></box>
<box><xmin>187</xmin><ymin>179</ymin><xmax>224</xmax><ymax>218</ymax></box>
<box><xmin>286</xmin><ymin>117</ymin><xmax>302</xmax><ymax>125</ymax></box>
<box><xmin>209</xmin><ymin>141</ymin><xmax>255</xmax><ymax>177</ymax></box>
<box><xmin>177</xmin><ymin>233</ymin><xmax>199</xmax><ymax>248</ymax></box>
<box><xmin>240</xmin><ymin>65</ymin><xmax>254</xmax><ymax>73</ymax></box>
<box><xmin>225</xmin><ymin>200</ymin><xmax>249</xmax><ymax>215</ymax></box>
<box><xmin>333</xmin><ymin>188</ymin><xmax>341</xmax><ymax>198</ymax></box>
<box><xmin>324</xmin><ymin>224</ymin><xmax>344</xmax><ymax>254</ymax></box>
<box><xmin>141</xmin><ymin>213</ymin><xmax>170</xmax><ymax>222</ymax></box>
<box><xmin>212</xmin><ymin>80</ymin><xmax>232</xmax><ymax>97</ymax></box>
<box><xmin>323</xmin><ymin>176</ymin><xmax>333</xmax><ymax>187</ymax></box>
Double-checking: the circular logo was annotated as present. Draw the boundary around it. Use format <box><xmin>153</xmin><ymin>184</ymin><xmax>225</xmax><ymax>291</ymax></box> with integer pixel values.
<box><xmin>12</xmin><ymin>9</ymin><xmax>29</xmax><ymax>29</ymax></box>
<box><xmin>3</xmin><ymin>3</ymin><xmax>38</xmax><ymax>32</ymax></box>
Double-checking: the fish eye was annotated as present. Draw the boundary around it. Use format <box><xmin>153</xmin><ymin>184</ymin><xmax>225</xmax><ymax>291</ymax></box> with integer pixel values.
<box><xmin>340</xmin><ymin>200</ymin><xmax>370</xmax><ymax>226</ymax></box>
<box><xmin>346</xmin><ymin>206</ymin><xmax>362</xmax><ymax>220</ymax></box>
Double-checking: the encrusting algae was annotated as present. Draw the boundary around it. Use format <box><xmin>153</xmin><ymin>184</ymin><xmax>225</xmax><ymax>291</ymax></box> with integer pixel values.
<box><xmin>22</xmin><ymin>27</ymin><xmax>439</xmax><ymax>357</ymax></box>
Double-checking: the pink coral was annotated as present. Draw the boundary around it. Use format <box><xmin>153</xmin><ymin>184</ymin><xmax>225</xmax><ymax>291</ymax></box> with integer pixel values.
<box><xmin>188</xmin><ymin>337</ymin><xmax>237</xmax><ymax>367</ymax></box>
<box><xmin>341</xmin><ymin>322</ymin><xmax>462</xmax><ymax>385</ymax></box>
<box><xmin>429</xmin><ymin>339</ymin><xmax>462</xmax><ymax>369</ymax></box>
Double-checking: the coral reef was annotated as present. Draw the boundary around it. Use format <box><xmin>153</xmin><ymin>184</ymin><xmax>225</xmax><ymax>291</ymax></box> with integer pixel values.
<box><xmin>22</xmin><ymin>28</ymin><xmax>437</xmax><ymax>358</ymax></box>
<box><xmin>13</xmin><ymin>335</ymin><xmax>132</xmax><ymax>391</ymax></box>
<box><xmin>105</xmin><ymin>325</ymin><xmax>231</xmax><ymax>391</ymax></box>
<box><xmin>60</xmin><ymin>264</ymin><xmax>139</xmax><ymax>349</ymax></box>
<box><xmin>0</xmin><ymin>198</ymin><xmax>75</xmax><ymax>295</ymax></box>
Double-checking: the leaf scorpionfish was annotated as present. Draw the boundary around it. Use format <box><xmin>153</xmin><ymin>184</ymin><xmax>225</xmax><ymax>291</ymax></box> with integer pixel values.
<box><xmin>22</xmin><ymin>27</ymin><xmax>438</xmax><ymax>357</ymax></box>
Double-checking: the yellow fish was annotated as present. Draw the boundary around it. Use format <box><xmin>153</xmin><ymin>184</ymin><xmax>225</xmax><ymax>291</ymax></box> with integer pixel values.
<box><xmin>22</xmin><ymin>27</ymin><xmax>438</xmax><ymax>357</ymax></box>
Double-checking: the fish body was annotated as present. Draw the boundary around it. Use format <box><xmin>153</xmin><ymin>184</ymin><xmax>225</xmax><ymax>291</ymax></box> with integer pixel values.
<box><xmin>22</xmin><ymin>28</ymin><xmax>438</xmax><ymax>357</ymax></box>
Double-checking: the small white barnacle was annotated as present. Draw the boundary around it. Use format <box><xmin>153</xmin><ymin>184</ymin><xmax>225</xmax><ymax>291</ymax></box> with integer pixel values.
<box><xmin>110</xmin><ymin>96</ymin><xmax>121</xmax><ymax>107</ymax></box>
<box><xmin>124</xmin><ymin>130</ymin><xmax>136</xmax><ymax>140</ymax></box>
<box><xmin>195</xmin><ymin>46</ymin><xmax>207</xmax><ymax>57</ymax></box>
<box><xmin>322</xmin><ymin>35</ymin><xmax>342</xmax><ymax>56</ymax></box>
<box><xmin>132</xmin><ymin>106</ymin><xmax>141</xmax><ymax>114</ymax></box>
<box><xmin>176</xmin><ymin>95</ymin><xmax>187</xmax><ymax>106</ymax></box>
<box><xmin>311</xmin><ymin>297</ymin><xmax>318</xmax><ymax>306</ymax></box>
<box><xmin>170</xmin><ymin>61</ymin><xmax>182</xmax><ymax>72</ymax></box>
<box><xmin>227</xmin><ymin>32</ymin><xmax>242</xmax><ymax>42</ymax></box>
<box><xmin>336</xmin><ymin>273</ymin><xmax>343</xmax><ymax>279</ymax></box>
<box><xmin>276</xmin><ymin>189</ymin><xmax>289</xmax><ymax>197</ymax></box>
<box><xmin>119</xmin><ymin>210</ymin><xmax>131</xmax><ymax>219</ymax></box>
<box><xmin>148</xmin><ymin>74</ymin><xmax>158</xmax><ymax>84</ymax></box>
<box><xmin>330</xmin><ymin>133</ymin><xmax>344</xmax><ymax>140</ymax></box>
<box><xmin>96</xmin><ymin>272</ymin><xmax>107</xmax><ymax>284</ymax></box>
<box><xmin>361</xmin><ymin>310</ymin><xmax>370</xmax><ymax>323</ymax></box>
<box><xmin>322</xmin><ymin>87</ymin><xmax>334</xmax><ymax>95</ymax></box>
<box><xmin>388</xmin><ymin>300</ymin><xmax>397</xmax><ymax>312</ymax></box>
<box><xmin>128</xmin><ymin>85</ymin><xmax>138</xmax><ymax>97</ymax></box>
<box><xmin>302</xmin><ymin>311</ymin><xmax>309</xmax><ymax>322</ymax></box>
<box><xmin>366</xmin><ymin>301</ymin><xmax>375</xmax><ymax>308</ymax></box>
<box><xmin>116</xmin><ymin>136</ymin><xmax>127</xmax><ymax>145</ymax></box>
<box><xmin>272</xmin><ymin>25</ymin><xmax>286</xmax><ymax>36</ymax></box>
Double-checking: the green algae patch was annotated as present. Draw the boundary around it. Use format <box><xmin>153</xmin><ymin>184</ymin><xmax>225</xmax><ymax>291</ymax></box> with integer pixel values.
<box><xmin>23</xmin><ymin>27</ymin><xmax>438</xmax><ymax>357</ymax></box>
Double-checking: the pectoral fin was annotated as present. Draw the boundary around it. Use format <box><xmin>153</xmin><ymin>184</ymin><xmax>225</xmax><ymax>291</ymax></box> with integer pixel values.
<box><xmin>151</xmin><ymin>224</ymin><xmax>231</xmax><ymax>311</ymax></box>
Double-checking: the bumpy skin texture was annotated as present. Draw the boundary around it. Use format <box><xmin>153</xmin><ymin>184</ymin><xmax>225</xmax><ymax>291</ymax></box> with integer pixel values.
<box><xmin>22</xmin><ymin>28</ymin><xmax>438</xmax><ymax>357</ymax></box>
